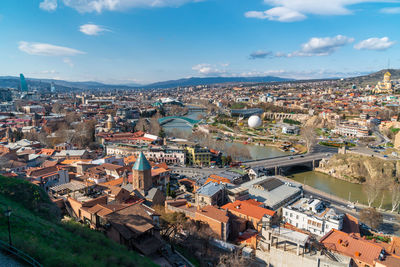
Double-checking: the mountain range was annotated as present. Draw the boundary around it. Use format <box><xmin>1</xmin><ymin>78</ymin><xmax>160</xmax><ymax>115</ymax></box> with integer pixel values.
<box><xmin>0</xmin><ymin>69</ymin><xmax>397</xmax><ymax>91</ymax></box>
<box><xmin>0</xmin><ymin>75</ymin><xmax>292</xmax><ymax>90</ymax></box>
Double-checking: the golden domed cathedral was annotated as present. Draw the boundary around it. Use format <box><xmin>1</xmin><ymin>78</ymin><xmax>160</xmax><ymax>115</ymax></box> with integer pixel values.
<box><xmin>373</xmin><ymin>71</ymin><xmax>393</xmax><ymax>94</ymax></box>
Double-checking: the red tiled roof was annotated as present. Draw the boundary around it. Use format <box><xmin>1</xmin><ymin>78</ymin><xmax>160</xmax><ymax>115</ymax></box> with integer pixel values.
<box><xmin>196</xmin><ymin>205</ymin><xmax>229</xmax><ymax>223</ymax></box>
<box><xmin>320</xmin><ymin>229</ymin><xmax>383</xmax><ymax>266</ymax></box>
<box><xmin>221</xmin><ymin>200</ymin><xmax>275</xmax><ymax>220</ymax></box>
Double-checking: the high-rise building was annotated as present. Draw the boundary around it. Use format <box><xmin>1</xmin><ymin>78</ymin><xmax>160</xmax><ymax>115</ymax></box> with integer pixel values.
<box><xmin>50</xmin><ymin>82</ymin><xmax>56</xmax><ymax>93</ymax></box>
<box><xmin>20</xmin><ymin>73</ymin><xmax>28</xmax><ymax>92</ymax></box>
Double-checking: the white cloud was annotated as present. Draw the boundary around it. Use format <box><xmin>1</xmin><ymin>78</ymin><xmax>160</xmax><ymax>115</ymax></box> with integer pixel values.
<box><xmin>79</xmin><ymin>24</ymin><xmax>109</xmax><ymax>35</ymax></box>
<box><xmin>18</xmin><ymin>41</ymin><xmax>85</xmax><ymax>56</ymax></box>
<box><xmin>246</xmin><ymin>0</ymin><xmax>392</xmax><ymax>22</ymax></box>
<box><xmin>249</xmin><ymin>50</ymin><xmax>272</xmax><ymax>59</ymax></box>
<box><xmin>192</xmin><ymin>63</ymin><xmax>228</xmax><ymax>76</ymax></box>
<box><xmin>354</xmin><ymin>37</ymin><xmax>395</xmax><ymax>51</ymax></box>
<box><xmin>245</xmin><ymin>7</ymin><xmax>306</xmax><ymax>22</ymax></box>
<box><xmin>380</xmin><ymin>7</ymin><xmax>400</xmax><ymax>13</ymax></box>
<box><xmin>63</xmin><ymin>57</ymin><xmax>74</xmax><ymax>67</ymax></box>
<box><xmin>286</xmin><ymin>35</ymin><xmax>354</xmax><ymax>57</ymax></box>
<box><xmin>62</xmin><ymin>0</ymin><xmax>203</xmax><ymax>13</ymax></box>
<box><xmin>39</xmin><ymin>0</ymin><xmax>58</xmax><ymax>11</ymax></box>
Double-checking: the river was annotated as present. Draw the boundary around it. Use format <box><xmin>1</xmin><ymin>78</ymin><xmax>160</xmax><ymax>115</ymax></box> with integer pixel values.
<box><xmin>289</xmin><ymin>171</ymin><xmax>393</xmax><ymax>210</ymax></box>
<box><xmin>162</xmin><ymin>109</ymin><xmax>289</xmax><ymax>160</ymax></box>
<box><xmin>163</xmin><ymin>109</ymin><xmax>394</xmax><ymax>210</ymax></box>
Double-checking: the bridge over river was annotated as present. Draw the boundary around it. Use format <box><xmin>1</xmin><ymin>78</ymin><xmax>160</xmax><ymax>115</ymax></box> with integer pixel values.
<box><xmin>243</xmin><ymin>152</ymin><xmax>333</xmax><ymax>175</ymax></box>
<box><xmin>158</xmin><ymin>116</ymin><xmax>202</xmax><ymax>126</ymax></box>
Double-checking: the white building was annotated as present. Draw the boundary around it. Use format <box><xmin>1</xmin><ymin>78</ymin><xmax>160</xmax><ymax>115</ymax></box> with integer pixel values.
<box><xmin>282</xmin><ymin>125</ymin><xmax>300</xmax><ymax>135</ymax></box>
<box><xmin>282</xmin><ymin>197</ymin><xmax>343</xmax><ymax>237</ymax></box>
<box><xmin>333</xmin><ymin>123</ymin><xmax>370</xmax><ymax>137</ymax></box>
<box><xmin>106</xmin><ymin>145</ymin><xmax>186</xmax><ymax>165</ymax></box>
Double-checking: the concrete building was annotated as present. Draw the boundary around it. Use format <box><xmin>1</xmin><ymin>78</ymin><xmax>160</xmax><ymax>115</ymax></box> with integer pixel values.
<box><xmin>333</xmin><ymin>123</ymin><xmax>370</xmax><ymax>137</ymax></box>
<box><xmin>185</xmin><ymin>145</ymin><xmax>211</xmax><ymax>166</ymax></box>
<box><xmin>240</xmin><ymin>176</ymin><xmax>302</xmax><ymax>210</ymax></box>
<box><xmin>282</xmin><ymin>197</ymin><xmax>344</xmax><ymax>237</ymax></box>
<box><xmin>195</xmin><ymin>182</ymin><xmax>226</xmax><ymax>207</ymax></box>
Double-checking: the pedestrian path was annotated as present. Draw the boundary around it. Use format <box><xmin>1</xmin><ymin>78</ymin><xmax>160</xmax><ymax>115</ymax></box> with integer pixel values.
<box><xmin>0</xmin><ymin>251</ymin><xmax>22</xmax><ymax>267</ymax></box>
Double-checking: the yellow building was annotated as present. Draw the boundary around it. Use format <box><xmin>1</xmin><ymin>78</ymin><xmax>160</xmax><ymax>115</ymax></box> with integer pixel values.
<box><xmin>373</xmin><ymin>71</ymin><xmax>393</xmax><ymax>94</ymax></box>
<box><xmin>185</xmin><ymin>145</ymin><xmax>211</xmax><ymax>166</ymax></box>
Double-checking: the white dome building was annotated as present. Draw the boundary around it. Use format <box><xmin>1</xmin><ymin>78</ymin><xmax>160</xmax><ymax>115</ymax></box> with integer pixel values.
<box><xmin>248</xmin><ymin>115</ymin><xmax>262</xmax><ymax>128</ymax></box>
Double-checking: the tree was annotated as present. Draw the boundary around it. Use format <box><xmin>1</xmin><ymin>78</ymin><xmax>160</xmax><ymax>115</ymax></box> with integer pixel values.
<box><xmin>363</xmin><ymin>175</ymin><xmax>387</xmax><ymax>207</ymax></box>
<box><xmin>390</xmin><ymin>182</ymin><xmax>400</xmax><ymax>213</ymax></box>
<box><xmin>218</xmin><ymin>252</ymin><xmax>250</xmax><ymax>267</ymax></box>
<box><xmin>301</xmin><ymin>126</ymin><xmax>316</xmax><ymax>153</ymax></box>
<box><xmin>52</xmin><ymin>102</ymin><xmax>64</xmax><ymax>114</ymax></box>
<box><xmin>359</xmin><ymin>207</ymin><xmax>383</xmax><ymax>230</ymax></box>
<box><xmin>149</xmin><ymin>117</ymin><xmax>161</xmax><ymax>136</ymax></box>
<box><xmin>135</xmin><ymin>118</ymin><xmax>148</xmax><ymax>132</ymax></box>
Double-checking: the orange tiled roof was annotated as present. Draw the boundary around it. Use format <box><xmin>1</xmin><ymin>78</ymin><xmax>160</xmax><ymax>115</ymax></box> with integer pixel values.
<box><xmin>320</xmin><ymin>229</ymin><xmax>383</xmax><ymax>266</ymax></box>
<box><xmin>196</xmin><ymin>205</ymin><xmax>229</xmax><ymax>223</ymax></box>
<box><xmin>151</xmin><ymin>167</ymin><xmax>169</xmax><ymax>176</ymax></box>
<box><xmin>221</xmin><ymin>200</ymin><xmax>275</xmax><ymax>220</ymax></box>
<box><xmin>124</xmin><ymin>155</ymin><xmax>137</xmax><ymax>165</ymax></box>
<box><xmin>100</xmin><ymin>178</ymin><xmax>123</xmax><ymax>187</ymax></box>
<box><xmin>205</xmin><ymin>174</ymin><xmax>232</xmax><ymax>185</ymax></box>
<box><xmin>38</xmin><ymin>149</ymin><xmax>56</xmax><ymax>156</ymax></box>
<box><xmin>61</xmin><ymin>159</ymin><xmax>92</xmax><ymax>165</ymax></box>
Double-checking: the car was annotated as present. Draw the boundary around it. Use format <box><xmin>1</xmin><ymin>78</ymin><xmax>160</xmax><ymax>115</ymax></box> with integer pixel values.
<box><xmin>384</xmin><ymin>155</ymin><xmax>388</xmax><ymax>158</ymax></box>
<box><xmin>289</xmin><ymin>156</ymin><xmax>294</xmax><ymax>159</ymax></box>
<box><xmin>300</xmin><ymin>155</ymin><xmax>304</xmax><ymax>157</ymax></box>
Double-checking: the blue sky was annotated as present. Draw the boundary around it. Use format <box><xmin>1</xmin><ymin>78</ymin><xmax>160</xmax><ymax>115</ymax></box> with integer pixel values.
<box><xmin>0</xmin><ymin>0</ymin><xmax>399</xmax><ymax>84</ymax></box>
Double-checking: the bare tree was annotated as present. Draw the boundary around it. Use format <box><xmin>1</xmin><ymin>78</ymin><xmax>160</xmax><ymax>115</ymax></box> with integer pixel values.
<box><xmin>227</xmin><ymin>144</ymin><xmax>251</xmax><ymax>161</ymax></box>
<box><xmin>218</xmin><ymin>251</ymin><xmax>250</xmax><ymax>267</ymax></box>
<box><xmin>301</xmin><ymin>126</ymin><xmax>316</xmax><ymax>153</ymax></box>
<box><xmin>52</xmin><ymin>102</ymin><xmax>64</xmax><ymax>114</ymax></box>
<box><xmin>364</xmin><ymin>177</ymin><xmax>383</xmax><ymax>207</ymax></box>
<box><xmin>359</xmin><ymin>207</ymin><xmax>383</xmax><ymax>230</ymax></box>
<box><xmin>149</xmin><ymin>117</ymin><xmax>161</xmax><ymax>136</ymax></box>
<box><xmin>135</xmin><ymin>118</ymin><xmax>148</xmax><ymax>132</ymax></box>
<box><xmin>391</xmin><ymin>182</ymin><xmax>400</xmax><ymax>213</ymax></box>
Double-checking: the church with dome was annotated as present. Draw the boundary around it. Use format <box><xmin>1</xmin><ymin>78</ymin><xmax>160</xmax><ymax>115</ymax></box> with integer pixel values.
<box><xmin>372</xmin><ymin>71</ymin><xmax>394</xmax><ymax>94</ymax></box>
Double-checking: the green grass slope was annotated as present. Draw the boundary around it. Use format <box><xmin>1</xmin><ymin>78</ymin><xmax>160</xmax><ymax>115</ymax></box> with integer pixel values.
<box><xmin>0</xmin><ymin>176</ymin><xmax>158</xmax><ymax>267</ymax></box>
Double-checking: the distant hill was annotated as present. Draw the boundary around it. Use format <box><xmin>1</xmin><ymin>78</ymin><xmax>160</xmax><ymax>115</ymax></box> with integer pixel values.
<box><xmin>0</xmin><ymin>75</ymin><xmax>293</xmax><ymax>90</ymax></box>
<box><xmin>344</xmin><ymin>69</ymin><xmax>400</xmax><ymax>85</ymax></box>
<box><xmin>143</xmin><ymin>76</ymin><xmax>294</xmax><ymax>89</ymax></box>
<box><xmin>0</xmin><ymin>76</ymin><xmax>141</xmax><ymax>91</ymax></box>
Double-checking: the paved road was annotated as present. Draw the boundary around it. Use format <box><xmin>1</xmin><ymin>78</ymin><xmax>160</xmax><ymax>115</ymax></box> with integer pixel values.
<box><xmin>244</xmin><ymin>152</ymin><xmax>332</xmax><ymax>168</ymax></box>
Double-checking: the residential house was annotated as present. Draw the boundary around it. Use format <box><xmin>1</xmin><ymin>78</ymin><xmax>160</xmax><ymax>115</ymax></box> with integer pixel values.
<box><xmin>195</xmin><ymin>205</ymin><xmax>230</xmax><ymax>241</ymax></box>
<box><xmin>195</xmin><ymin>182</ymin><xmax>226</xmax><ymax>207</ymax></box>
<box><xmin>222</xmin><ymin>200</ymin><xmax>276</xmax><ymax>232</ymax></box>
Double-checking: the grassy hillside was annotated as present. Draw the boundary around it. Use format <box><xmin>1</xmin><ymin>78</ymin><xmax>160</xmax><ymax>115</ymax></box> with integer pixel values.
<box><xmin>345</xmin><ymin>69</ymin><xmax>400</xmax><ymax>86</ymax></box>
<box><xmin>0</xmin><ymin>176</ymin><xmax>157</xmax><ymax>267</ymax></box>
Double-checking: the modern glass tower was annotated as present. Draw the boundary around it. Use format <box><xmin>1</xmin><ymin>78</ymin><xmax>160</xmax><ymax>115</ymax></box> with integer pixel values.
<box><xmin>20</xmin><ymin>73</ymin><xmax>28</xmax><ymax>92</ymax></box>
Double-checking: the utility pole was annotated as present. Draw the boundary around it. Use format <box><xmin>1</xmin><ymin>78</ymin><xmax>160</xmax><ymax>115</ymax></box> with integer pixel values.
<box><xmin>4</xmin><ymin>207</ymin><xmax>12</xmax><ymax>246</ymax></box>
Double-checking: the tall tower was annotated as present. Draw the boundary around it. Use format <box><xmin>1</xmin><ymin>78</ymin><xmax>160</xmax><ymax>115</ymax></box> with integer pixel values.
<box><xmin>32</xmin><ymin>113</ymin><xmax>41</xmax><ymax>127</ymax></box>
<box><xmin>106</xmin><ymin>114</ymin><xmax>114</xmax><ymax>130</ymax></box>
<box><xmin>20</xmin><ymin>74</ymin><xmax>28</xmax><ymax>92</ymax></box>
<box><xmin>132</xmin><ymin>152</ymin><xmax>152</xmax><ymax>193</ymax></box>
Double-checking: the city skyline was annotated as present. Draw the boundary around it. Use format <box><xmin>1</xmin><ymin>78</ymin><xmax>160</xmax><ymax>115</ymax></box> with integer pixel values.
<box><xmin>0</xmin><ymin>0</ymin><xmax>399</xmax><ymax>83</ymax></box>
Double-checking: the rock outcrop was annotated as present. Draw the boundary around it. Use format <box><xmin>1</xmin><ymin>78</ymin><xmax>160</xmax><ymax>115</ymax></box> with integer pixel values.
<box><xmin>317</xmin><ymin>153</ymin><xmax>400</xmax><ymax>184</ymax></box>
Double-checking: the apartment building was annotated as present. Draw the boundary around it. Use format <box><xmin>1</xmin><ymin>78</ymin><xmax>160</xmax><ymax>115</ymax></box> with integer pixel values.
<box><xmin>282</xmin><ymin>197</ymin><xmax>343</xmax><ymax>237</ymax></box>
<box><xmin>185</xmin><ymin>145</ymin><xmax>211</xmax><ymax>166</ymax></box>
